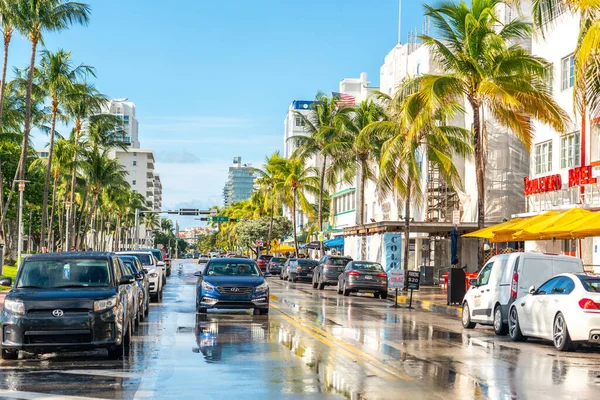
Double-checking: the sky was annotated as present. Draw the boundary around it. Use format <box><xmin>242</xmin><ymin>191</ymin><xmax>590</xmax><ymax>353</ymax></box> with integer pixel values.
<box><xmin>9</xmin><ymin>0</ymin><xmax>425</xmax><ymax>229</ymax></box>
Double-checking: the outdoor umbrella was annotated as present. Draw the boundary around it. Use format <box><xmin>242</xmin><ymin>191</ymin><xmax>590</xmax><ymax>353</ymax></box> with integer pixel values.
<box><xmin>451</xmin><ymin>227</ymin><xmax>459</xmax><ymax>265</ymax></box>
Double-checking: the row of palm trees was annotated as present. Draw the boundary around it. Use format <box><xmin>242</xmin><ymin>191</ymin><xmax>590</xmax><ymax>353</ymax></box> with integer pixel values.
<box><xmin>212</xmin><ymin>0</ymin><xmax>599</xmax><ymax>267</ymax></box>
<box><xmin>0</xmin><ymin>0</ymin><xmax>157</xmax><ymax>259</ymax></box>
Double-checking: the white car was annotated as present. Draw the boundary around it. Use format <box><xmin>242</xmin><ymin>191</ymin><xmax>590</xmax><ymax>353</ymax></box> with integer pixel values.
<box><xmin>117</xmin><ymin>251</ymin><xmax>164</xmax><ymax>302</ymax></box>
<box><xmin>508</xmin><ymin>273</ymin><xmax>600</xmax><ymax>351</ymax></box>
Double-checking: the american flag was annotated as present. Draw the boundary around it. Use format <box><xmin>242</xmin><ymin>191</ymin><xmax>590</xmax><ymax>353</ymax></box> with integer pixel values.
<box><xmin>332</xmin><ymin>92</ymin><xmax>356</xmax><ymax>107</ymax></box>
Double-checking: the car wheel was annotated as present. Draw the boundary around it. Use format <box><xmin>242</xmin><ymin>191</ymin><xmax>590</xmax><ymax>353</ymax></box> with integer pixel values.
<box><xmin>318</xmin><ymin>279</ymin><xmax>325</xmax><ymax>290</ymax></box>
<box><xmin>373</xmin><ymin>292</ymin><xmax>380</xmax><ymax>299</ymax></box>
<box><xmin>337</xmin><ymin>281</ymin><xmax>342</xmax><ymax>295</ymax></box>
<box><xmin>158</xmin><ymin>286</ymin><xmax>164</xmax><ymax>301</ymax></box>
<box><xmin>279</xmin><ymin>272</ymin><xmax>284</xmax><ymax>280</ymax></box>
<box><xmin>553</xmin><ymin>312</ymin><xmax>577</xmax><ymax>351</ymax></box>
<box><xmin>343</xmin><ymin>282</ymin><xmax>350</xmax><ymax>297</ymax></box>
<box><xmin>462</xmin><ymin>302</ymin><xmax>476</xmax><ymax>329</ymax></box>
<box><xmin>1</xmin><ymin>349</ymin><xmax>18</xmax><ymax>360</ymax></box>
<box><xmin>167</xmin><ymin>269</ymin><xmax>171</xmax><ymax>277</ymax></box>
<box><xmin>380</xmin><ymin>292</ymin><xmax>388</xmax><ymax>300</ymax></box>
<box><xmin>144</xmin><ymin>299</ymin><xmax>150</xmax><ymax>317</ymax></box>
<box><xmin>493</xmin><ymin>306</ymin><xmax>508</xmax><ymax>336</ymax></box>
<box><xmin>291</xmin><ymin>275</ymin><xmax>297</xmax><ymax>283</ymax></box>
<box><xmin>107</xmin><ymin>343</ymin><xmax>124</xmax><ymax>360</ymax></box>
<box><xmin>508</xmin><ymin>306</ymin><xmax>527</xmax><ymax>342</ymax></box>
<box><xmin>287</xmin><ymin>273</ymin><xmax>292</xmax><ymax>282</ymax></box>
<box><xmin>312</xmin><ymin>275</ymin><xmax>318</xmax><ymax>289</ymax></box>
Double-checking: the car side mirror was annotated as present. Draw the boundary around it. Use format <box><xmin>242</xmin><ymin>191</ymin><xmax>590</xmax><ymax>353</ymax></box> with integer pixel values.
<box><xmin>194</xmin><ymin>271</ymin><xmax>203</xmax><ymax>277</ymax></box>
<box><xmin>469</xmin><ymin>278</ymin><xmax>478</xmax><ymax>288</ymax></box>
<box><xmin>0</xmin><ymin>277</ymin><xmax>12</xmax><ymax>287</ymax></box>
<box><xmin>528</xmin><ymin>286</ymin><xmax>536</xmax><ymax>294</ymax></box>
<box><xmin>120</xmin><ymin>275</ymin><xmax>135</xmax><ymax>285</ymax></box>
<box><xmin>135</xmin><ymin>273</ymin><xmax>144</xmax><ymax>281</ymax></box>
<box><xmin>157</xmin><ymin>261</ymin><xmax>165</xmax><ymax>267</ymax></box>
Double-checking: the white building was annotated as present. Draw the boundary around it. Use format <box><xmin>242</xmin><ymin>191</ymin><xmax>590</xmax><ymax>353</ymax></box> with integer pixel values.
<box><xmin>101</xmin><ymin>99</ymin><xmax>140</xmax><ymax>148</ymax></box>
<box><xmin>108</xmin><ymin>148</ymin><xmax>159</xmax><ymax>210</ymax></box>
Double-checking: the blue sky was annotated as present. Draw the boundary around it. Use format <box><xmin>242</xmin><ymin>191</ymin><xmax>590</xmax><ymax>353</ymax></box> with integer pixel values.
<box><xmin>9</xmin><ymin>0</ymin><xmax>425</xmax><ymax>228</ymax></box>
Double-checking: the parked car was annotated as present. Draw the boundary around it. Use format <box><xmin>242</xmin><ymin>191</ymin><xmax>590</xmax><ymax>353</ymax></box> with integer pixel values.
<box><xmin>117</xmin><ymin>251</ymin><xmax>164</xmax><ymax>302</ymax></box>
<box><xmin>256</xmin><ymin>255</ymin><xmax>273</xmax><ymax>272</ymax></box>
<box><xmin>185</xmin><ymin>254</ymin><xmax>193</xmax><ymax>259</ymax></box>
<box><xmin>197</xmin><ymin>256</ymin><xmax>210</xmax><ymax>274</ymax></box>
<box><xmin>312</xmin><ymin>255</ymin><xmax>353</xmax><ymax>290</ymax></box>
<box><xmin>143</xmin><ymin>248</ymin><xmax>171</xmax><ymax>278</ymax></box>
<box><xmin>118</xmin><ymin>255</ymin><xmax>150</xmax><ymax>322</ymax></box>
<box><xmin>462</xmin><ymin>252</ymin><xmax>584</xmax><ymax>335</ymax></box>
<box><xmin>266</xmin><ymin>257</ymin><xmax>286</xmax><ymax>276</ymax></box>
<box><xmin>283</xmin><ymin>259</ymin><xmax>318</xmax><ymax>282</ymax></box>
<box><xmin>0</xmin><ymin>252</ymin><xmax>136</xmax><ymax>360</ymax></box>
<box><xmin>336</xmin><ymin>261</ymin><xmax>388</xmax><ymax>298</ymax></box>
<box><xmin>508</xmin><ymin>273</ymin><xmax>600</xmax><ymax>351</ymax></box>
<box><xmin>195</xmin><ymin>258</ymin><xmax>269</xmax><ymax>315</ymax></box>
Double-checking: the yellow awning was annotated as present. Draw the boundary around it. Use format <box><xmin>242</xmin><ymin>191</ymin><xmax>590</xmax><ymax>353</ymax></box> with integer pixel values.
<box><xmin>490</xmin><ymin>211</ymin><xmax>559</xmax><ymax>243</ymax></box>
<box><xmin>514</xmin><ymin>208</ymin><xmax>591</xmax><ymax>241</ymax></box>
<box><xmin>570</xmin><ymin>212</ymin><xmax>600</xmax><ymax>237</ymax></box>
<box><xmin>462</xmin><ymin>218</ymin><xmax>524</xmax><ymax>239</ymax></box>
<box><xmin>271</xmin><ymin>242</ymin><xmax>296</xmax><ymax>253</ymax></box>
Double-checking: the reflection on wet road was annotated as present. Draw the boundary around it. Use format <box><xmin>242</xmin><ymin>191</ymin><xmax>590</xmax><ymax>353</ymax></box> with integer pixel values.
<box><xmin>0</xmin><ymin>260</ymin><xmax>599</xmax><ymax>399</ymax></box>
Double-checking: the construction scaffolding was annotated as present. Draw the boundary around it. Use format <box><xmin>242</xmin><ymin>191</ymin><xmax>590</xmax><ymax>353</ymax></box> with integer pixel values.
<box><xmin>426</xmin><ymin>163</ymin><xmax>460</xmax><ymax>223</ymax></box>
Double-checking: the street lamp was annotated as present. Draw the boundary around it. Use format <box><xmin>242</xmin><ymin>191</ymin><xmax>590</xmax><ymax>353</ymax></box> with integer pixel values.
<box><xmin>65</xmin><ymin>202</ymin><xmax>72</xmax><ymax>251</ymax></box>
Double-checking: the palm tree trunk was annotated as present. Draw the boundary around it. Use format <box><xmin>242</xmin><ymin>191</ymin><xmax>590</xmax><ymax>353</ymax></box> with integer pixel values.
<box><xmin>292</xmin><ymin>189</ymin><xmax>299</xmax><ymax>257</ymax></box>
<box><xmin>472</xmin><ymin>104</ymin><xmax>485</xmax><ymax>268</ymax></box>
<box><xmin>318</xmin><ymin>155</ymin><xmax>327</xmax><ymax>257</ymax></box>
<box><xmin>41</xmin><ymin>102</ymin><xmax>59</xmax><ymax>248</ymax></box>
<box><xmin>76</xmin><ymin>189</ymin><xmax>89</xmax><ymax>250</ymax></box>
<box><xmin>0</xmin><ymin>27</ymin><xmax>12</xmax><ymax>127</ymax></box>
<box><xmin>266</xmin><ymin>200</ymin><xmax>275</xmax><ymax>254</ymax></box>
<box><xmin>357</xmin><ymin>161</ymin><xmax>366</xmax><ymax>225</ymax></box>
<box><xmin>403</xmin><ymin>187</ymin><xmax>411</xmax><ymax>272</ymax></box>
<box><xmin>17</xmin><ymin>34</ymin><xmax>39</xmax><ymax>182</ymax></box>
<box><xmin>47</xmin><ymin>173</ymin><xmax>59</xmax><ymax>250</ymax></box>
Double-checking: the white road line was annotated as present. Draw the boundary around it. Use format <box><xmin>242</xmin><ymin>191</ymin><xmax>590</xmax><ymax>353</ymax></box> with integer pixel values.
<box><xmin>0</xmin><ymin>389</ymin><xmax>105</xmax><ymax>400</ymax></box>
<box><xmin>59</xmin><ymin>369</ymin><xmax>142</xmax><ymax>379</ymax></box>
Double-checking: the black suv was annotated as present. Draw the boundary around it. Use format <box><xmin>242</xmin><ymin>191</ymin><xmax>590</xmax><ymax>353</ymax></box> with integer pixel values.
<box><xmin>0</xmin><ymin>252</ymin><xmax>136</xmax><ymax>360</ymax></box>
<box><xmin>312</xmin><ymin>255</ymin><xmax>353</xmax><ymax>290</ymax></box>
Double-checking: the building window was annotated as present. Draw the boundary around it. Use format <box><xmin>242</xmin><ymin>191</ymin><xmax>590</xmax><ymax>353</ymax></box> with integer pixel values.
<box><xmin>132</xmin><ymin>180</ymin><xmax>136</xmax><ymax>185</ymax></box>
<box><xmin>560</xmin><ymin>131</ymin><xmax>580</xmax><ymax>169</ymax></box>
<box><xmin>295</xmin><ymin>116</ymin><xmax>305</xmax><ymax>127</ymax></box>
<box><xmin>132</xmin><ymin>190</ymin><xmax>136</xmax><ymax>193</ymax></box>
<box><xmin>133</xmin><ymin>152</ymin><xmax>137</xmax><ymax>156</ymax></box>
<box><xmin>334</xmin><ymin>190</ymin><xmax>356</xmax><ymax>215</ymax></box>
<box><xmin>534</xmin><ymin>140</ymin><xmax>552</xmax><ymax>175</ymax></box>
<box><xmin>561</xmin><ymin>54</ymin><xmax>575</xmax><ymax>90</ymax></box>
<box><xmin>592</xmin><ymin>122</ymin><xmax>600</xmax><ymax>162</ymax></box>
<box><xmin>133</xmin><ymin>160</ymin><xmax>137</xmax><ymax>166</ymax></box>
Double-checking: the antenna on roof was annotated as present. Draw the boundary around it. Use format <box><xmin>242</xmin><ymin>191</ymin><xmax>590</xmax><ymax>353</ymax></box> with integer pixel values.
<box><xmin>397</xmin><ymin>0</ymin><xmax>402</xmax><ymax>44</ymax></box>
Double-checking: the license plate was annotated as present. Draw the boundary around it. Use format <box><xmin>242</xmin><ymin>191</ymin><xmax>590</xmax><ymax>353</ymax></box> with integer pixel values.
<box><xmin>306</xmin><ymin>273</ymin><xmax>312</xmax><ymax>277</ymax></box>
<box><xmin>365</xmin><ymin>276</ymin><xmax>373</xmax><ymax>280</ymax></box>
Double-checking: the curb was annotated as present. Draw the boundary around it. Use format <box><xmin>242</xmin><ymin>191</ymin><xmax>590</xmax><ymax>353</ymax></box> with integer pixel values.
<box><xmin>390</xmin><ymin>294</ymin><xmax>462</xmax><ymax>319</ymax></box>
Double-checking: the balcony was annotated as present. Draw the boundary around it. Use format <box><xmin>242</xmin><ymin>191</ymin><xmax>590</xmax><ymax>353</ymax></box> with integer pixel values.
<box><xmin>147</xmin><ymin>161</ymin><xmax>154</xmax><ymax>169</ymax></box>
<box><xmin>147</xmin><ymin>171</ymin><xmax>154</xmax><ymax>179</ymax></box>
<box><xmin>146</xmin><ymin>180</ymin><xmax>153</xmax><ymax>188</ymax></box>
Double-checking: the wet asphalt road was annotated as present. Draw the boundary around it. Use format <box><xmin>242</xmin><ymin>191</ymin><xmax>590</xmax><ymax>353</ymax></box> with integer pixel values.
<box><xmin>0</xmin><ymin>260</ymin><xmax>599</xmax><ymax>399</ymax></box>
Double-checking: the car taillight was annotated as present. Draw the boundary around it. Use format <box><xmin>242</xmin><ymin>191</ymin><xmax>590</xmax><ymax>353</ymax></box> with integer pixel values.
<box><xmin>579</xmin><ymin>298</ymin><xmax>600</xmax><ymax>310</ymax></box>
<box><xmin>510</xmin><ymin>271</ymin><xmax>519</xmax><ymax>300</ymax></box>
<box><xmin>378</xmin><ymin>273</ymin><xmax>387</xmax><ymax>278</ymax></box>
<box><xmin>297</xmin><ymin>266</ymin><xmax>302</xmax><ymax>270</ymax></box>
<box><xmin>348</xmin><ymin>271</ymin><xmax>360</xmax><ymax>276</ymax></box>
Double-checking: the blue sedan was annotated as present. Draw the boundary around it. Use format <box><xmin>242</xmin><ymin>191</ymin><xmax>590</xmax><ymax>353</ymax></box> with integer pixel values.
<box><xmin>195</xmin><ymin>258</ymin><xmax>269</xmax><ymax>315</ymax></box>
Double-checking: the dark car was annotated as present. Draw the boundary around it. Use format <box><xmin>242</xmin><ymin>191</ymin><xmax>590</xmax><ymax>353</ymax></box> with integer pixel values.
<box><xmin>282</xmin><ymin>259</ymin><xmax>318</xmax><ymax>282</ymax></box>
<box><xmin>0</xmin><ymin>252</ymin><xmax>136</xmax><ymax>360</ymax></box>
<box><xmin>195</xmin><ymin>258</ymin><xmax>269</xmax><ymax>315</ymax></box>
<box><xmin>143</xmin><ymin>248</ymin><xmax>170</xmax><ymax>278</ymax></box>
<box><xmin>312</xmin><ymin>255</ymin><xmax>353</xmax><ymax>290</ymax></box>
<box><xmin>256</xmin><ymin>255</ymin><xmax>273</xmax><ymax>272</ymax></box>
<box><xmin>118</xmin><ymin>255</ymin><xmax>150</xmax><ymax>322</ymax></box>
<box><xmin>266</xmin><ymin>257</ymin><xmax>286</xmax><ymax>276</ymax></box>
<box><xmin>337</xmin><ymin>261</ymin><xmax>388</xmax><ymax>298</ymax></box>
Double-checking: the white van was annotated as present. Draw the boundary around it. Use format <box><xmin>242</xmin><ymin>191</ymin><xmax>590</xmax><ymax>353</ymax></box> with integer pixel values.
<box><xmin>462</xmin><ymin>252</ymin><xmax>584</xmax><ymax>335</ymax></box>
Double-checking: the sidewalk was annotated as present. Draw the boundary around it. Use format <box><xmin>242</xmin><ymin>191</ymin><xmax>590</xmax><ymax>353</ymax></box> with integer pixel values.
<box><xmin>388</xmin><ymin>286</ymin><xmax>462</xmax><ymax>318</ymax></box>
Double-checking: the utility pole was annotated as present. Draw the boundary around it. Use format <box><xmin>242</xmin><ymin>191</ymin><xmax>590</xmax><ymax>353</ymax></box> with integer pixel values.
<box><xmin>17</xmin><ymin>180</ymin><xmax>25</xmax><ymax>266</ymax></box>
<box><xmin>65</xmin><ymin>202</ymin><xmax>71</xmax><ymax>251</ymax></box>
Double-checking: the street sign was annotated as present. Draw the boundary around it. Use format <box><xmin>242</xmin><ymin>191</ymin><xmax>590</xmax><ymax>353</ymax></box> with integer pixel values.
<box><xmin>388</xmin><ymin>269</ymin><xmax>404</xmax><ymax>289</ymax></box>
<box><xmin>211</xmin><ymin>216</ymin><xmax>229</xmax><ymax>222</ymax></box>
<box><xmin>452</xmin><ymin>209</ymin><xmax>460</xmax><ymax>225</ymax></box>
<box><xmin>255</xmin><ymin>240</ymin><xmax>264</xmax><ymax>247</ymax></box>
<box><xmin>406</xmin><ymin>270</ymin><xmax>421</xmax><ymax>290</ymax></box>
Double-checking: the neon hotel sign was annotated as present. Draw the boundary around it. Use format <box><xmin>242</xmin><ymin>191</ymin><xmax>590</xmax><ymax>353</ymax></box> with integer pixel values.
<box><xmin>524</xmin><ymin>165</ymin><xmax>597</xmax><ymax>196</ymax></box>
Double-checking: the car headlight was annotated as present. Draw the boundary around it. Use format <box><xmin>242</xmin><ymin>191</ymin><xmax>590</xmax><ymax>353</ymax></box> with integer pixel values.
<box><xmin>94</xmin><ymin>296</ymin><xmax>118</xmax><ymax>312</ymax></box>
<box><xmin>4</xmin><ymin>299</ymin><xmax>24</xmax><ymax>315</ymax></box>
<box><xmin>149</xmin><ymin>272</ymin><xmax>158</xmax><ymax>278</ymax></box>
<box><xmin>202</xmin><ymin>280</ymin><xmax>215</xmax><ymax>291</ymax></box>
<box><xmin>255</xmin><ymin>282</ymin><xmax>268</xmax><ymax>293</ymax></box>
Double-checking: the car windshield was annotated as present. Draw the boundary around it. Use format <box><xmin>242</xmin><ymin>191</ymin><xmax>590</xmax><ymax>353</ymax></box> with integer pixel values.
<box><xmin>353</xmin><ymin>262</ymin><xmax>383</xmax><ymax>271</ymax></box>
<box><xmin>123</xmin><ymin>253</ymin><xmax>153</xmax><ymax>266</ymax></box>
<box><xmin>580</xmin><ymin>278</ymin><xmax>600</xmax><ymax>292</ymax></box>
<box><xmin>328</xmin><ymin>258</ymin><xmax>351</xmax><ymax>266</ymax></box>
<box><xmin>17</xmin><ymin>259</ymin><xmax>112</xmax><ymax>288</ymax></box>
<box><xmin>206</xmin><ymin>262</ymin><xmax>260</xmax><ymax>277</ymax></box>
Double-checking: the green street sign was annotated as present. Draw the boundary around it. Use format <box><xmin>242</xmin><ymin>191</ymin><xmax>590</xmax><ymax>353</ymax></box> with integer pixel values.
<box><xmin>211</xmin><ymin>216</ymin><xmax>230</xmax><ymax>222</ymax></box>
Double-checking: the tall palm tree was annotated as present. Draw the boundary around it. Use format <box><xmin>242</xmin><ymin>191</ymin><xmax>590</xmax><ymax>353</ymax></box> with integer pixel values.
<box><xmin>0</xmin><ymin>0</ymin><xmax>21</xmax><ymax>129</ymax></box>
<box><xmin>420</xmin><ymin>0</ymin><xmax>569</xmax><ymax>264</ymax></box>
<box><xmin>36</xmin><ymin>49</ymin><xmax>94</xmax><ymax>247</ymax></box>
<box><xmin>292</xmin><ymin>93</ymin><xmax>352</xmax><ymax>255</ymax></box>
<box><xmin>273</xmin><ymin>157</ymin><xmax>320</xmax><ymax>256</ymax></box>
<box><xmin>13</xmin><ymin>0</ymin><xmax>90</xmax><ymax>183</ymax></box>
<box><xmin>326</xmin><ymin>100</ymin><xmax>386</xmax><ymax>226</ymax></box>
<box><xmin>531</xmin><ymin>0</ymin><xmax>600</xmax><ymax>115</ymax></box>
<box><xmin>366</xmin><ymin>82</ymin><xmax>473</xmax><ymax>271</ymax></box>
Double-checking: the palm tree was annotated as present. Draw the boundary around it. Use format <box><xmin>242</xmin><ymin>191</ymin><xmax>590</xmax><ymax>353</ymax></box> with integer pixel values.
<box><xmin>273</xmin><ymin>157</ymin><xmax>320</xmax><ymax>256</ymax></box>
<box><xmin>36</xmin><ymin>49</ymin><xmax>94</xmax><ymax>247</ymax></box>
<box><xmin>292</xmin><ymin>93</ymin><xmax>352</xmax><ymax>255</ymax></box>
<box><xmin>326</xmin><ymin>100</ymin><xmax>386</xmax><ymax>226</ymax></box>
<box><xmin>161</xmin><ymin>218</ymin><xmax>173</xmax><ymax>234</ymax></box>
<box><xmin>531</xmin><ymin>0</ymin><xmax>600</xmax><ymax>115</ymax></box>
<box><xmin>13</xmin><ymin>0</ymin><xmax>90</xmax><ymax>183</ymax></box>
<box><xmin>366</xmin><ymin>81</ymin><xmax>473</xmax><ymax>271</ymax></box>
<box><xmin>0</xmin><ymin>0</ymin><xmax>21</xmax><ymax>128</ymax></box>
<box><xmin>419</xmin><ymin>0</ymin><xmax>569</xmax><ymax>264</ymax></box>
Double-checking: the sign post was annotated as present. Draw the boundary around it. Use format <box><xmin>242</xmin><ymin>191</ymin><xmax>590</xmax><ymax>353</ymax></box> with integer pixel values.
<box><xmin>406</xmin><ymin>270</ymin><xmax>421</xmax><ymax>309</ymax></box>
<box><xmin>388</xmin><ymin>269</ymin><xmax>405</xmax><ymax>307</ymax></box>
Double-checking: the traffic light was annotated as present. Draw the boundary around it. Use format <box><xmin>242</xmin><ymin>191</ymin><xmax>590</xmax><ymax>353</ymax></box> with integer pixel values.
<box><xmin>199</xmin><ymin>217</ymin><xmax>209</xmax><ymax>221</ymax></box>
<box><xmin>229</xmin><ymin>218</ymin><xmax>240</xmax><ymax>222</ymax></box>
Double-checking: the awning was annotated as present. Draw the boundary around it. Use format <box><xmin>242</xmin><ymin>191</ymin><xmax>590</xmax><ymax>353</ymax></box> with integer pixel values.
<box><xmin>462</xmin><ymin>218</ymin><xmax>524</xmax><ymax>239</ymax></box>
<box><xmin>514</xmin><ymin>208</ymin><xmax>591</xmax><ymax>241</ymax></box>
<box><xmin>271</xmin><ymin>243</ymin><xmax>296</xmax><ymax>252</ymax></box>
<box><xmin>324</xmin><ymin>237</ymin><xmax>344</xmax><ymax>248</ymax></box>
<box><xmin>490</xmin><ymin>211</ymin><xmax>559</xmax><ymax>243</ymax></box>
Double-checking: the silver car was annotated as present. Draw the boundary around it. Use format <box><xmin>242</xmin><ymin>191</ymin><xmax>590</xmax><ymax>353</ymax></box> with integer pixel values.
<box><xmin>337</xmin><ymin>261</ymin><xmax>388</xmax><ymax>299</ymax></box>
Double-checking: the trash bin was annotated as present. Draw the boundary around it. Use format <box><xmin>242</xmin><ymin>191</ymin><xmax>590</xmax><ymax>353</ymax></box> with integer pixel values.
<box><xmin>447</xmin><ymin>268</ymin><xmax>466</xmax><ymax>305</ymax></box>
<box><xmin>420</xmin><ymin>266</ymin><xmax>434</xmax><ymax>286</ymax></box>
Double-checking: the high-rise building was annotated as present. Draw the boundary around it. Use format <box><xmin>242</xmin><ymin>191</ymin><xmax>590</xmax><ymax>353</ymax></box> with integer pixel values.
<box><xmin>223</xmin><ymin>157</ymin><xmax>256</xmax><ymax>207</ymax></box>
<box><xmin>101</xmin><ymin>99</ymin><xmax>140</xmax><ymax>148</ymax></box>
<box><xmin>108</xmin><ymin>148</ymin><xmax>159</xmax><ymax>210</ymax></box>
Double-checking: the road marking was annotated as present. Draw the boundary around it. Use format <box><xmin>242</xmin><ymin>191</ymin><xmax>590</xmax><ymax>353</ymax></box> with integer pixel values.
<box><xmin>270</xmin><ymin>302</ymin><xmax>413</xmax><ymax>381</ymax></box>
<box><xmin>0</xmin><ymin>389</ymin><xmax>106</xmax><ymax>400</ymax></box>
<box><xmin>59</xmin><ymin>369</ymin><xmax>142</xmax><ymax>379</ymax></box>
